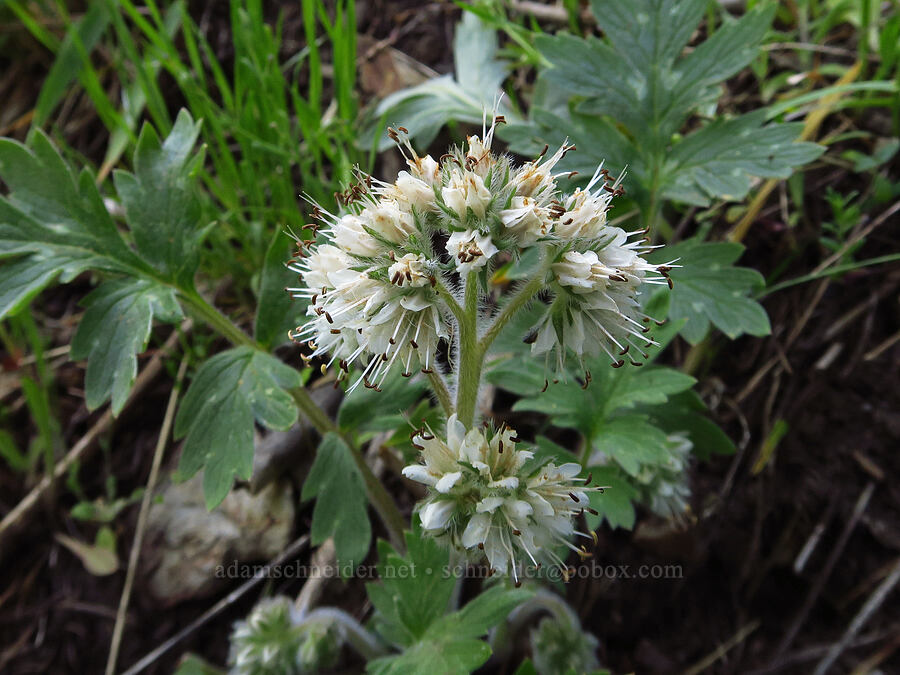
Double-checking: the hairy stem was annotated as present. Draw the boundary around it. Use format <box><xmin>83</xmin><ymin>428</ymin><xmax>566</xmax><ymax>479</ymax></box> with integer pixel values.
<box><xmin>478</xmin><ymin>263</ymin><xmax>548</xmax><ymax>355</ymax></box>
<box><xmin>301</xmin><ymin>607</ymin><xmax>388</xmax><ymax>660</ymax></box>
<box><xmin>181</xmin><ymin>289</ymin><xmax>406</xmax><ymax>551</ymax></box>
<box><xmin>454</xmin><ymin>271</ymin><xmax>481</xmax><ymax>428</ymax></box>
<box><xmin>426</xmin><ymin>370</ymin><xmax>454</xmax><ymax>417</ymax></box>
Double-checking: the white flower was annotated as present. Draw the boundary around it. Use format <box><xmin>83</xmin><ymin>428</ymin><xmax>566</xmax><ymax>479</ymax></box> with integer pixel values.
<box><xmin>442</xmin><ymin>169</ymin><xmax>492</xmax><ymax>220</ymax></box>
<box><xmin>531</xmin><ymin>224</ymin><xmax>673</xmax><ymax>372</ymax></box>
<box><xmin>465</xmin><ymin>134</ymin><xmax>496</xmax><ymax>178</ymax></box>
<box><xmin>390</xmin><ymin>170</ymin><xmax>436</xmax><ymax>211</ymax></box>
<box><xmin>332</xmin><ymin>214</ymin><xmax>382</xmax><ymax>257</ymax></box>
<box><xmin>446</xmin><ymin>229</ymin><xmax>498</xmax><ymax>273</ymax></box>
<box><xmin>552</xmin><ymin>250</ymin><xmax>616</xmax><ymax>294</ymax></box>
<box><xmin>500</xmin><ymin>196</ymin><xmax>551</xmax><ymax>246</ymax></box>
<box><xmin>403</xmin><ymin>418</ymin><xmax>603</xmax><ymax>583</ymax></box>
<box><xmin>553</xmin><ymin>163</ymin><xmax>619</xmax><ymax>240</ymax></box>
<box><xmin>290</xmin><ymin>243</ymin><xmax>446</xmax><ymax>390</ymax></box>
<box><xmin>388</xmin><ymin>253</ymin><xmax>430</xmax><ymax>288</ymax></box>
<box><xmin>512</xmin><ymin>141</ymin><xmax>572</xmax><ymax>199</ymax></box>
<box><xmin>366</xmin><ymin>198</ymin><xmax>417</xmax><ymax>243</ymax></box>
<box><xmin>408</xmin><ymin>153</ymin><xmax>440</xmax><ymax>187</ymax></box>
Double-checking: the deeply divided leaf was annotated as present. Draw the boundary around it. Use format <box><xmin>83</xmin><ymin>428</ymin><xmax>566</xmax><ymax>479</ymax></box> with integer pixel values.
<box><xmin>175</xmin><ymin>347</ymin><xmax>301</xmax><ymax>508</ymax></box>
<box><xmin>301</xmin><ymin>432</ymin><xmax>372</xmax><ymax>567</ymax></box>
<box><xmin>366</xmin><ymin>530</ymin><xmax>455</xmax><ymax>647</ymax></box>
<box><xmin>651</xmin><ymin>239</ymin><xmax>771</xmax><ymax>343</ymax></box>
<box><xmin>70</xmin><ymin>278</ymin><xmax>182</xmax><ymax>415</ymax></box>
<box><xmin>113</xmin><ymin>110</ymin><xmax>205</xmax><ymax>285</ymax></box>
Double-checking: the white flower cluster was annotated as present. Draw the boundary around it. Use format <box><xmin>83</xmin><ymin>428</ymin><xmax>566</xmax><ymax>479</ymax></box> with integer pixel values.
<box><xmin>287</xmin><ymin>116</ymin><xmax>673</xmax><ymax>389</ymax></box>
<box><xmin>402</xmin><ymin>415</ymin><xmax>602</xmax><ymax>582</ymax></box>
<box><xmin>634</xmin><ymin>432</ymin><xmax>693</xmax><ymax>521</ymax></box>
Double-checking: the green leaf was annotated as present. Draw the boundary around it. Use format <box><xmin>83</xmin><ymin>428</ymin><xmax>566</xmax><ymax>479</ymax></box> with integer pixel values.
<box><xmin>0</xmin><ymin>130</ymin><xmax>147</xmax><ymax>275</ymax></box>
<box><xmin>663</xmin><ymin>110</ymin><xmax>825</xmax><ymax>205</ymax></box>
<box><xmin>338</xmin><ymin>370</ymin><xmax>428</xmax><ymax>434</ymax></box>
<box><xmin>366</xmin><ymin>530</ymin><xmax>455</xmax><ymax>647</ymax></box>
<box><xmin>70</xmin><ymin>278</ymin><xmax>182</xmax><ymax>414</ymax></box>
<box><xmin>254</xmin><ymin>230</ymin><xmax>300</xmax><ymax>350</ymax></box>
<box><xmin>603</xmin><ymin>366</ymin><xmax>696</xmax><ymax>414</ymax></box>
<box><xmin>590</xmin><ymin>414</ymin><xmax>671</xmax><ymax>476</ymax></box>
<box><xmin>302</xmin><ymin>433</ymin><xmax>372</xmax><ymax>567</ymax></box>
<box><xmin>525</xmin><ymin>1</ymin><xmax>822</xmax><ymax>209</ymax></box>
<box><xmin>368</xmin><ymin>584</ymin><xmax>531</xmax><ymax>675</ymax></box>
<box><xmin>647</xmin><ymin>390</ymin><xmax>735</xmax><ymax>460</ymax></box>
<box><xmin>651</xmin><ymin>239</ymin><xmax>771</xmax><ymax>344</ymax></box>
<box><xmin>512</xmin><ymin>364</ymin><xmax>693</xmax><ymax>438</ymax></box>
<box><xmin>585</xmin><ymin>466</ymin><xmax>638</xmax><ymax>530</ymax></box>
<box><xmin>113</xmin><ymin>109</ymin><xmax>204</xmax><ymax>285</ymax></box>
<box><xmin>361</xmin><ymin>12</ymin><xmax>517</xmax><ymax>151</ymax></box>
<box><xmin>367</xmin><ymin>638</ymin><xmax>491</xmax><ymax>675</ymax></box>
<box><xmin>175</xmin><ymin>347</ymin><xmax>301</xmax><ymax>508</ymax></box>
<box><xmin>0</xmin><ymin>254</ymin><xmax>60</xmax><ymax>320</ymax></box>
<box><xmin>431</xmin><ymin>585</ymin><xmax>532</xmax><ymax>640</ymax></box>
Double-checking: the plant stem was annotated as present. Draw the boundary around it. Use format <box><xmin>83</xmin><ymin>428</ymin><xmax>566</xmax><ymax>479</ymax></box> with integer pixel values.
<box><xmin>454</xmin><ymin>271</ymin><xmax>481</xmax><ymax>428</ymax></box>
<box><xmin>426</xmin><ymin>370</ymin><xmax>454</xmax><ymax>417</ymax></box>
<box><xmin>181</xmin><ymin>289</ymin><xmax>406</xmax><ymax>551</ymax></box>
<box><xmin>179</xmin><ymin>289</ymin><xmax>257</xmax><ymax>349</ymax></box>
<box><xmin>301</xmin><ymin>607</ymin><xmax>388</xmax><ymax>660</ymax></box>
<box><xmin>478</xmin><ymin>267</ymin><xmax>546</xmax><ymax>355</ymax></box>
<box><xmin>433</xmin><ymin>275</ymin><xmax>466</xmax><ymax>324</ymax></box>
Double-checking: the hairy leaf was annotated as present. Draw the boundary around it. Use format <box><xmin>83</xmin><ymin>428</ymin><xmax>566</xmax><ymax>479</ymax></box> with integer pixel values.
<box><xmin>301</xmin><ymin>433</ymin><xmax>372</xmax><ymax>567</ymax></box>
<box><xmin>0</xmin><ymin>254</ymin><xmax>60</xmax><ymax>320</ymax></box>
<box><xmin>586</xmin><ymin>466</ymin><xmax>638</xmax><ymax>530</ymax></box>
<box><xmin>368</xmin><ymin>582</ymin><xmax>531</xmax><ymax>675</ymax></box>
<box><xmin>70</xmin><ymin>278</ymin><xmax>182</xmax><ymax>414</ymax></box>
<box><xmin>590</xmin><ymin>414</ymin><xmax>671</xmax><ymax>476</ymax></box>
<box><xmin>175</xmin><ymin>347</ymin><xmax>301</xmax><ymax>508</ymax></box>
<box><xmin>0</xmin><ymin>130</ymin><xmax>147</xmax><ymax>275</ymax></box>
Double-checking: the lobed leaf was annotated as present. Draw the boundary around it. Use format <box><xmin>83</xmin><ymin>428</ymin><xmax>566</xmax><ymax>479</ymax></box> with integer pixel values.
<box><xmin>175</xmin><ymin>347</ymin><xmax>301</xmax><ymax>509</ymax></box>
<box><xmin>366</xmin><ymin>530</ymin><xmax>455</xmax><ymax>647</ymax></box>
<box><xmin>113</xmin><ymin>109</ymin><xmax>205</xmax><ymax>286</ymax></box>
<box><xmin>651</xmin><ymin>239</ymin><xmax>771</xmax><ymax>344</ymax></box>
<box><xmin>301</xmin><ymin>432</ymin><xmax>372</xmax><ymax>567</ymax></box>
<box><xmin>70</xmin><ymin>278</ymin><xmax>182</xmax><ymax>415</ymax></box>
<box><xmin>0</xmin><ymin>130</ymin><xmax>146</xmax><ymax>275</ymax></box>
<box><xmin>663</xmin><ymin>110</ymin><xmax>825</xmax><ymax>205</ymax></box>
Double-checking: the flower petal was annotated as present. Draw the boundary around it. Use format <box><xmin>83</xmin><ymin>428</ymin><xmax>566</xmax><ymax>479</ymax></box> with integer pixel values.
<box><xmin>419</xmin><ymin>500</ymin><xmax>455</xmax><ymax>530</ymax></box>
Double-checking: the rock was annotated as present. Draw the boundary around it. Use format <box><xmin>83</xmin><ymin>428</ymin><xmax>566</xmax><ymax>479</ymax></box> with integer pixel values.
<box><xmin>141</xmin><ymin>475</ymin><xmax>295</xmax><ymax>606</ymax></box>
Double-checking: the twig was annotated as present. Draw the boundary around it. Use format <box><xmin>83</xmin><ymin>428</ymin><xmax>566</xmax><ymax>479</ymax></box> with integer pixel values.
<box><xmin>294</xmin><ymin>538</ymin><xmax>337</xmax><ymax>617</ymax></box>
<box><xmin>681</xmin><ymin>620</ymin><xmax>761</xmax><ymax>675</ymax></box>
<box><xmin>814</xmin><ymin>557</ymin><xmax>900</xmax><ymax>675</ymax></box>
<box><xmin>508</xmin><ymin>0</ymin><xmax>595</xmax><ymax>24</ymax></box>
<box><xmin>0</xmin><ymin>324</ymin><xmax>188</xmax><ymax>560</ymax></box>
<box><xmin>120</xmin><ymin>535</ymin><xmax>310</xmax><ymax>675</ymax></box>
<box><xmin>105</xmin><ymin>356</ymin><xmax>189</xmax><ymax>675</ymax></box>
<box><xmin>773</xmin><ymin>482</ymin><xmax>876</xmax><ymax>659</ymax></box>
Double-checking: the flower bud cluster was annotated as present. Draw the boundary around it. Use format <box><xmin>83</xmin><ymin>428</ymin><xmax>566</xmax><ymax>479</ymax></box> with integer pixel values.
<box><xmin>402</xmin><ymin>415</ymin><xmax>603</xmax><ymax>583</ymax></box>
<box><xmin>229</xmin><ymin>597</ymin><xmax>339</xmax><ymax>675</ymax></box>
